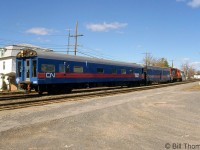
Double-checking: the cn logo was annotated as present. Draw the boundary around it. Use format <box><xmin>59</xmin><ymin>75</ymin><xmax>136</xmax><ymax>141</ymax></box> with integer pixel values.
<box><xmin>46</xmin><ymin>73</ymin><xmax>55</xmax><ymax>78</ymax></box>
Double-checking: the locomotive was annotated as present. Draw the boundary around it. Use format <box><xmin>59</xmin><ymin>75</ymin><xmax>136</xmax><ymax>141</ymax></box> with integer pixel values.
<box><xmin>16</xmin><ymin>49</ymin><xmax>182</xmax><ymax>94</ymax></box>
<box><xmin>170</xmin><ymin>67</ymin><xmax>182</xmax><ymax>82</ymax></box>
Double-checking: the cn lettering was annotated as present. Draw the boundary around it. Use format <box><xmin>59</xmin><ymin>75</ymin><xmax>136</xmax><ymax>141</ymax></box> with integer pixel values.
<box><xmin>46</xmin><ymin>73</ymin><xmax>55</xmax><ymax>78</ymax></box>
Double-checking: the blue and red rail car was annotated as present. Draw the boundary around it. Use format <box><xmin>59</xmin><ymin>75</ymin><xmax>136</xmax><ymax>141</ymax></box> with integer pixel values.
<box><xmin>16</xmin><ymin>49</ymin><xmax>144</xmax><ymax>94</ymax></box>
<box><xmin>146</xmin><ymin>66</ymin><xmax>171</xmax><ymax>84</ymax></box>
<box><xmin>16</xmin><ymin>49</ymin><xmax>183</xmax><ymax>94</ymax></box>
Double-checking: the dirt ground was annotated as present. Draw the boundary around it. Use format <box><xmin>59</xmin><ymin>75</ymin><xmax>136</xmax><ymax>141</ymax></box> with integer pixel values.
<box><xmin>185</xmin><ymin>84</ymin><xmax>200</xmax><ymax>91</ymax></box>
<box><xmin>0</xmin><ymin>82</ymin><xmax>200</xmax><ymax>150</ymax></box>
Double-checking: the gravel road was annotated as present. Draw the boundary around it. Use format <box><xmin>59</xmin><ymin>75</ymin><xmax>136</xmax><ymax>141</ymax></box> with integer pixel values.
<box><xmin>0</xmin><ymin>82</ymin><xmax>200</xmax><ymax>150</ymax></box>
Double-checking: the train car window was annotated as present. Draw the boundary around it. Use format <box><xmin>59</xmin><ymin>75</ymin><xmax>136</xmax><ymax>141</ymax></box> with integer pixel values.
<box><xmin>32</xmin><ymin>60</ymin><xmax>37</xmax><ymax>77</ymax></box>
<box><xmin>66</xmin><ymin>65</ymin><xmax>70</xmax><ymax>73</ymax></box>
<box><xmin>121</xmin><ymin>69</ymin><xmax>126</xmax><ymax>74</ymax></box>
<box><xmin>41</xmin><ymin>64</ymin><xmax>55</xmax><ymax>72</ymax></box>
<box><xmin>74</xmin><ymin>66</ymin><xmax>83</xmax><ymax>73</ymax></box>
<box><xmin>111</xmin><ymin>68</ymin><xmax>117</xmax><ymax>74</ymax></box>
<box><xmin>26</xmin><ymin>60</ymin><xmax>30</xmax><ymax>78</ymax></box>
<box><xmin>59</xmin><ymin>64</ymin><xmax>70</xmax><ymax>73</ymax></box>
<box><xmin>17</xmin><ymin>61</ymin><xmax>22</xmax><ymax>77</ymax></box>
<box><xmin>59</xmin><ymin>65</ymin><xmax>64</xmax><ymax>72</ymax></box>
<box><xmin>97</xmin><ymin>68</ymin><xmax>104</xmax><ymax>74</ymax></box>
<box><xmin>172</xmin><ymin>69</ymin><xmax>176</xmax><ymax>75</ymax></box>
<box><xmin>129</xmin><ymin>69</ymin><xmax>134</xmax><ymax>74</ymax></box>
<box><xmin>27</xmin><ymin>60</ymin><xmax>30</xmax><ymax>67</ymax></box>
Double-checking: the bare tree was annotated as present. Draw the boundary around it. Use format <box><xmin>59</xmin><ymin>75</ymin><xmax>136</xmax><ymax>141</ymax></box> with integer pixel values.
<box><xmin>188</xmin><ymin>67</ymin><xmax>196</xmax><ymax>79</ymax></box>
<box><xmin>142</xmin><ymin>53</ymin><xmax>156</xmax><ymax>67</ymax></box>
<box><xmin>181</xmin><ymin>62</ymin><xmax>196</xmax><ymax>79</ymax></box>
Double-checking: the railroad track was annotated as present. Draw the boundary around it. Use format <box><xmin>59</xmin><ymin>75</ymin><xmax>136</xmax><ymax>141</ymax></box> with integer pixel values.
<box><xmin>0</xmin><ymin>86</ymin><xmax>124</xmax><ymax>101</ymax></box>
<box><xmin>0</xmin><ymin>80</ymin><xmax>197</xmax><ymax>111</ymax></box>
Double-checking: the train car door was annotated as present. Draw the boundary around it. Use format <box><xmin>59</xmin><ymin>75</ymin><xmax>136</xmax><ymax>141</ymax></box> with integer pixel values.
<box><xmin>143</xmin><ymin>67</ymin><xmax>147</xmax><ymax>85</ymax></box>
<box><xmin>16</xmin><ymin>60</ymin><xmax>22</xmax><ymax>81</ymax></box>
<box><xmin>160</xmin><ymin>72</ymin><xmax>162</xmax><ymax>80</ymax></box>
<box><xmin>24</xmin><ymin>59</ymin><xmax>31</xmax><ymax>81</ymax></box>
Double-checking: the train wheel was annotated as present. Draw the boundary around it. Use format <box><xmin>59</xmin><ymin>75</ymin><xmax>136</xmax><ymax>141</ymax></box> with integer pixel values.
<box><xmin>47</xmin><ymin>89</ymin><xmax>56</xmax><ymax>95</ymax></box>
<box><xmin>66</xmin><ymin>88</ymin><xmax>72</xmax><ymax>93</ymax></box>
<box><xmin>38</xmin><ymin>91</ymin><xmax>43</xmax><ymax>95</ymax></box>
<box><xmin>37</xmin><ymin>86</ymin><xmax>45</xmax><ymax>95</ymax></box>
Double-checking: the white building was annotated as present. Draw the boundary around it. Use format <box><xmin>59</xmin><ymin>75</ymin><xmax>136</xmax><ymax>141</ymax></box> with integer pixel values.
<box><xmin>0</xmin><ymin>44</ymin><xmax>53</xmax><ymax>91</ymax></box>
<box><xmin>194</xmin><ymin>74</ymin><xmax>200</xmax><ymax>79</ymax></box>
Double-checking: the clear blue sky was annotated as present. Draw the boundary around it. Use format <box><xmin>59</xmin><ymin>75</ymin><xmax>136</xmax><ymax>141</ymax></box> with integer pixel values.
<box><xmin>0</xmin><ymin>0</ymin><xmax>200</xmax><ymax>70</ymax></box>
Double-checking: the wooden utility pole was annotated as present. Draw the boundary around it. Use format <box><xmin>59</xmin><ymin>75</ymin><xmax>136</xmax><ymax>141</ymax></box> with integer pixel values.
<box><xmin>169</xmin><ymin>59</ymin><xmax>174</xmax><ymax>68</ymax></box>
<box><xmin>70</xmin><ymin>21</ymin><xmax>83</xmax><ymax>56</ymax></box>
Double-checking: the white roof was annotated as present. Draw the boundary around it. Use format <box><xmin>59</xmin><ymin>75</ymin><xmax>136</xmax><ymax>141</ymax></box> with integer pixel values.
<box><xmin>0</xmin><ymin>44</ymin><xmax>52</xmax><ymax>58</ymax></box>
